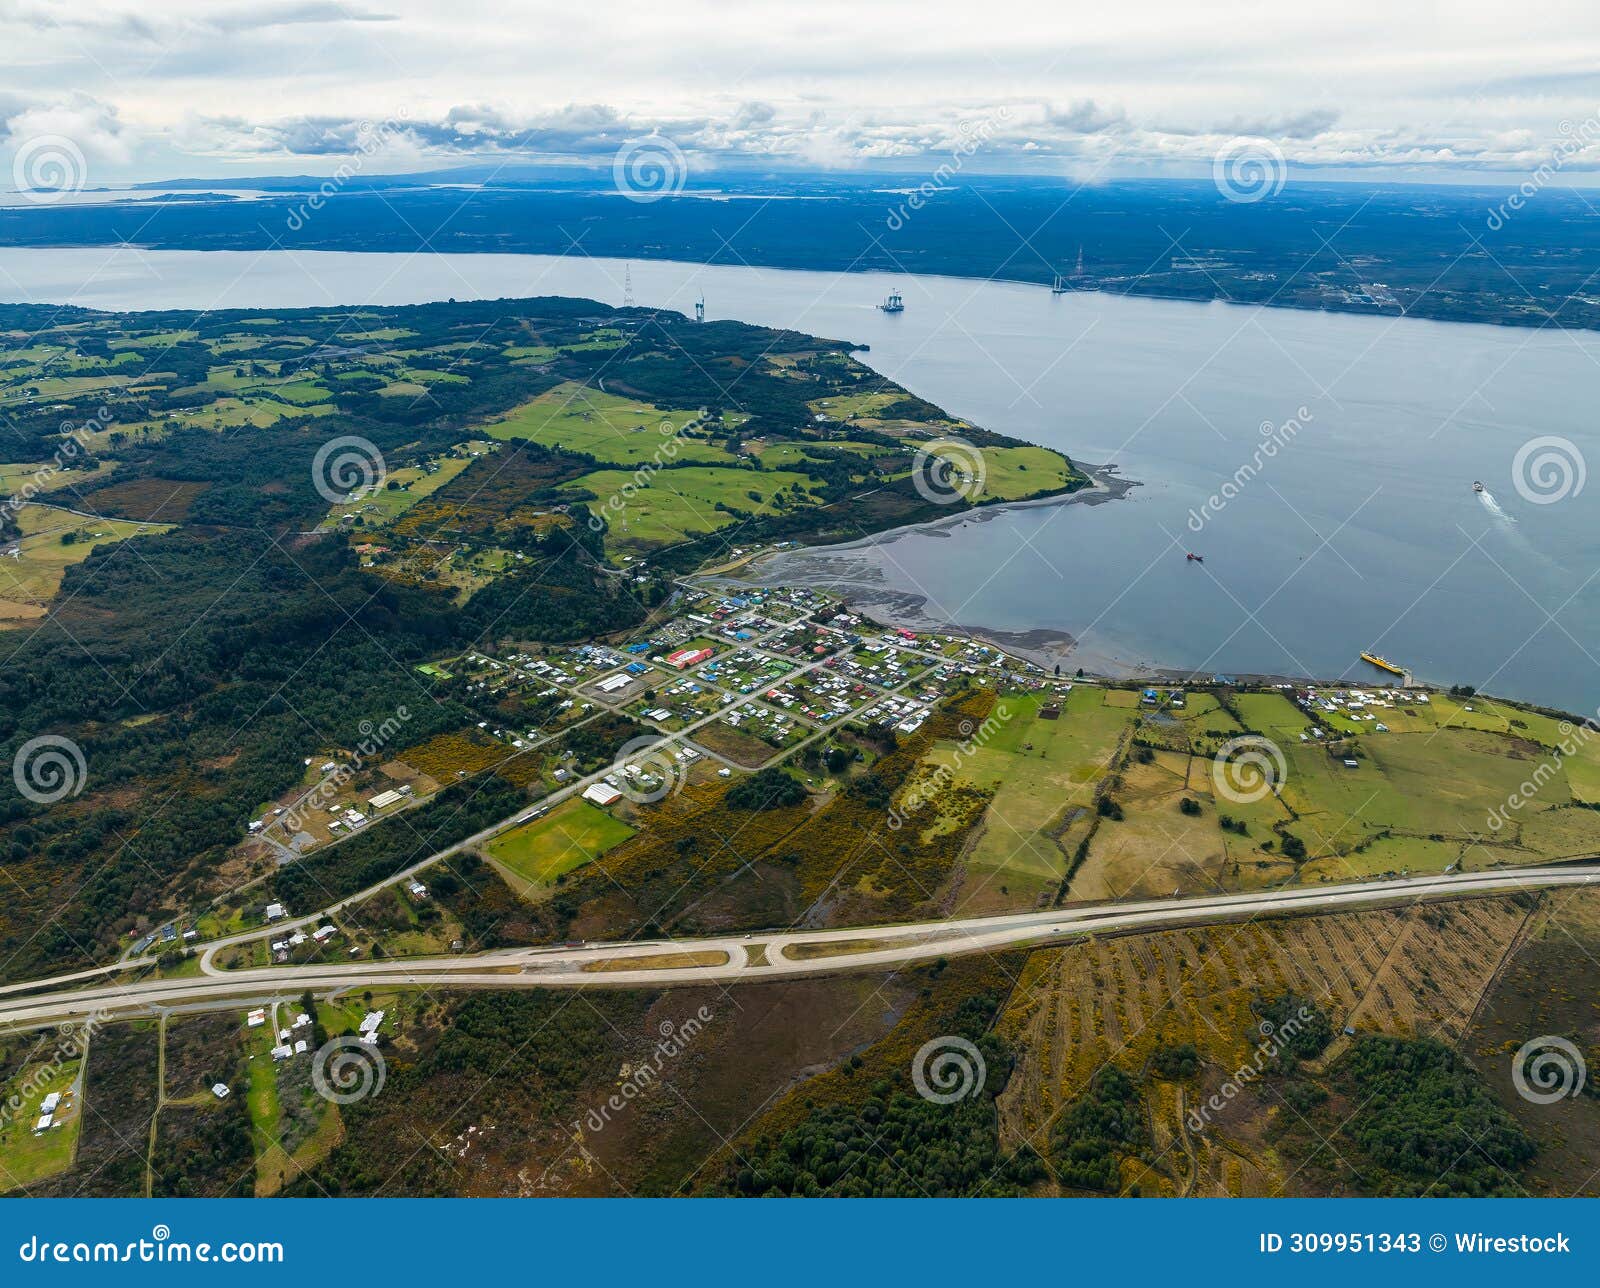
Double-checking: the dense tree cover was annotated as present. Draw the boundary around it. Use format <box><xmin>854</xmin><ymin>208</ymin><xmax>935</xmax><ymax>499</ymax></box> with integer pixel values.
<box><xmin>293</xmin><ymin>989</ymin><xmax>653</xmax><ymax>1196</ymax></box>
<box><xmin>717</xmin><ymin>988</ymin><xmax>1043</xmax><ymax>1197</ymax></box>
<box><xmin>1335</xmin><ymin>1037</ymin><xmax>1536</xmax><ymax>1197</ymax></box>
<box><xmin>1253</xmin><ymin>992</ymin><xmax>1334</xmax><ymax>1071</ymax></box>
<box><xmin>724</xmin><ymin>766</ymin><xmax>807</xmax><ymax>811</ymax></box>
<box><xmin>1049</xmin><ymin>1065</ymin><xmax>1146</xmax><ymax>1192</ymax></box>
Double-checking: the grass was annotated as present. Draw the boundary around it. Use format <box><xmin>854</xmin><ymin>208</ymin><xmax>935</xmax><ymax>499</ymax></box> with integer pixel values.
<box><xmin>0</xmin><ymin>1056</ymin><xmax>84</xmax><ymax>1192</ymax></box>
<box><xmin>487</xmin><ymin>382</ymin><xmax>734</xmax><ymax>465</ymax></box>
<box><xmin>927</xmin><ymin>443</ymin><xmax>1080</xmax><ymax>501</ymax></box>
<box><xmin>924</xmin><ymin>688</ymin><xmax>1135</xmax><ymax>897</ymax></box>
<box><xmin>573</xmin><ymin>464</ymin><xmax>821</xmax><ymax>547</ymax></box>
<box><xmin>485</xmin><ymin>799</ymin><xmax>636</xmax><ymax>893</ymax></box>
<box><xmin>0</xmin><ymin>504</ymin><xmax>170</xmax><ymax>627</ymax></box>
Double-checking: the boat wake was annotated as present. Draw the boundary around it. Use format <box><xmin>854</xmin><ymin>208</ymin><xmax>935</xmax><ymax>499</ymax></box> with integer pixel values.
<box><xmin>1477</xmin><ymin>489</ymin><xmax>1516</xmax><ymax>524</ymax></box>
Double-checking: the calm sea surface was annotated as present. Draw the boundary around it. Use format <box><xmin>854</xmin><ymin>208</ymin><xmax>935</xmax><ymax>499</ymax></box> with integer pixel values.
<box><xmin>1</xmin><ymin>246</ymin><xmax>1595</xmax><ymax>712</ymax></box>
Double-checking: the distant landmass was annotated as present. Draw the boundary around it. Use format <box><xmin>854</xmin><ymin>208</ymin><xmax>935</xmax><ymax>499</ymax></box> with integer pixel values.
<box><xmin>2</xmin><ymin>173</ymin><xmax>1598</xmax><ymax>331</ymax></box>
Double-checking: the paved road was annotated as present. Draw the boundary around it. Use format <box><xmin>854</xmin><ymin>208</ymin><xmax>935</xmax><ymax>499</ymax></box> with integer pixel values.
<box><xmin>1</xmin><ymin>864</ymin><xmax>1592</xmax><ymax>1032</ymax></box>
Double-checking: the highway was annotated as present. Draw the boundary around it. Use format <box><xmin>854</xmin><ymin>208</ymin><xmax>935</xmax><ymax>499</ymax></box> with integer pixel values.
<box><xmin>1</xmin><ymin>863</ymin><xmax>1593</xmax><ymax>1033</ymax></box>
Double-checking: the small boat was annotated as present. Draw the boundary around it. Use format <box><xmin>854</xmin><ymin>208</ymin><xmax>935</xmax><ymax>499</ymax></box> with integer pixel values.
<box><xmin>1186</xmin><ymin>552</ymin><xmax>1203</xmax><ymax>563</ymax></box>
<box><xmin>879</xmin><ymin>291</ymin><xmax>904</xmax><ymax>313</ymax></box>
<box><xmin>1473</xmin><ymin>480</ymin><xmax>1485</xmax><ymax>493</ymax></box>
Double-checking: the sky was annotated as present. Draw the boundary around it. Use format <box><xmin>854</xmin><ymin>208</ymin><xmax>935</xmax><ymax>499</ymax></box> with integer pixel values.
<box><xmin>3</xmin><ymin>0</ymin><xmax>1600</xmax><ymax>188</ymax></box>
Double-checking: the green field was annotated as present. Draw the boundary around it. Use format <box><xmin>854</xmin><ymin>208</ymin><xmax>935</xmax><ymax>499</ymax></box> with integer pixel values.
<box><xmin>0</xmin><ymin>504</ymin><xmax>169</xmax><ymax>627</ymax></box>
<box><xmin>575</xmin><ymin>464</ymin><xmax>821</xmax><ymax>546</ymax></box>
<box><xmin>920</xmin><ymin>687</ymin><xmax>1136</xmax><ymax>896</ymax></box>
<box><xmin>487</xmin><ymin>382</ymin><xmax>734</xmax><ymax>465</ymax></box>
<box><xmin>484</xmin><ymin>800</ymin><xmax>637</xmax><ymax>892</ymax></box>
<box><xmin>0</xmin><ymin>1056</ymin><xmax>83</xmax><ymax>1192</ymax></box>
<box><xmin>923</xmin><ymin>442</ymin><xmax>1080</xmax><ymax>501</ymax></box>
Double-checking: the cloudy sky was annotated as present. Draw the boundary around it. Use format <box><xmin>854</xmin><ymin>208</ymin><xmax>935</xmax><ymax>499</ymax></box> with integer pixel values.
<box><xmin>3</xmin><ymin>0</ymin><xmax>1600</xmax><ymax>187</ymax></box>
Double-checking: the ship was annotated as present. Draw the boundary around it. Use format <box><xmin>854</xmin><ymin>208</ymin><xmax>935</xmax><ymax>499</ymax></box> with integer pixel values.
<box><xmin>1359</xmin><ymin>651</ymin><xmax>1406</xmax><ymax>676</ymax></box>
<box><xmin>1186</xmin><ymin>552</ymin><xmax>1204</xmax><ymax>563</ymax></box>
<box><xmin>879</xmin><ymin>291</ymin><xmax>904</xmax><ymax>313</ymax></box>
<box><xmin>1473</xmin><ymin>480</ymin><xmax>1485</xmax><ymax>493</ymax></box>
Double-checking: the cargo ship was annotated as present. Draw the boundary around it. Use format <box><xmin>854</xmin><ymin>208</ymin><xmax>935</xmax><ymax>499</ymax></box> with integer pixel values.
<box><xmin>1359</xmin><ymin>651</ymin><xmax>1406</xmax><ymax>676</ymax></box>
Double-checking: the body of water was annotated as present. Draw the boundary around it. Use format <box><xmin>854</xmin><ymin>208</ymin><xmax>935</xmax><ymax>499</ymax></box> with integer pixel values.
<box><xmin>1</xmin><ymin>246</ymin><xmax>1596</xmax><ymax>713</ymax></box>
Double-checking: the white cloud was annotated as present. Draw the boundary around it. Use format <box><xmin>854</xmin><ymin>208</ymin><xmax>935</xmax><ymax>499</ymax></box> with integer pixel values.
<box><xmin>0</xmin><ymin>0</ymin><xmax>1597</xmax><ymax>183</ymax></box>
